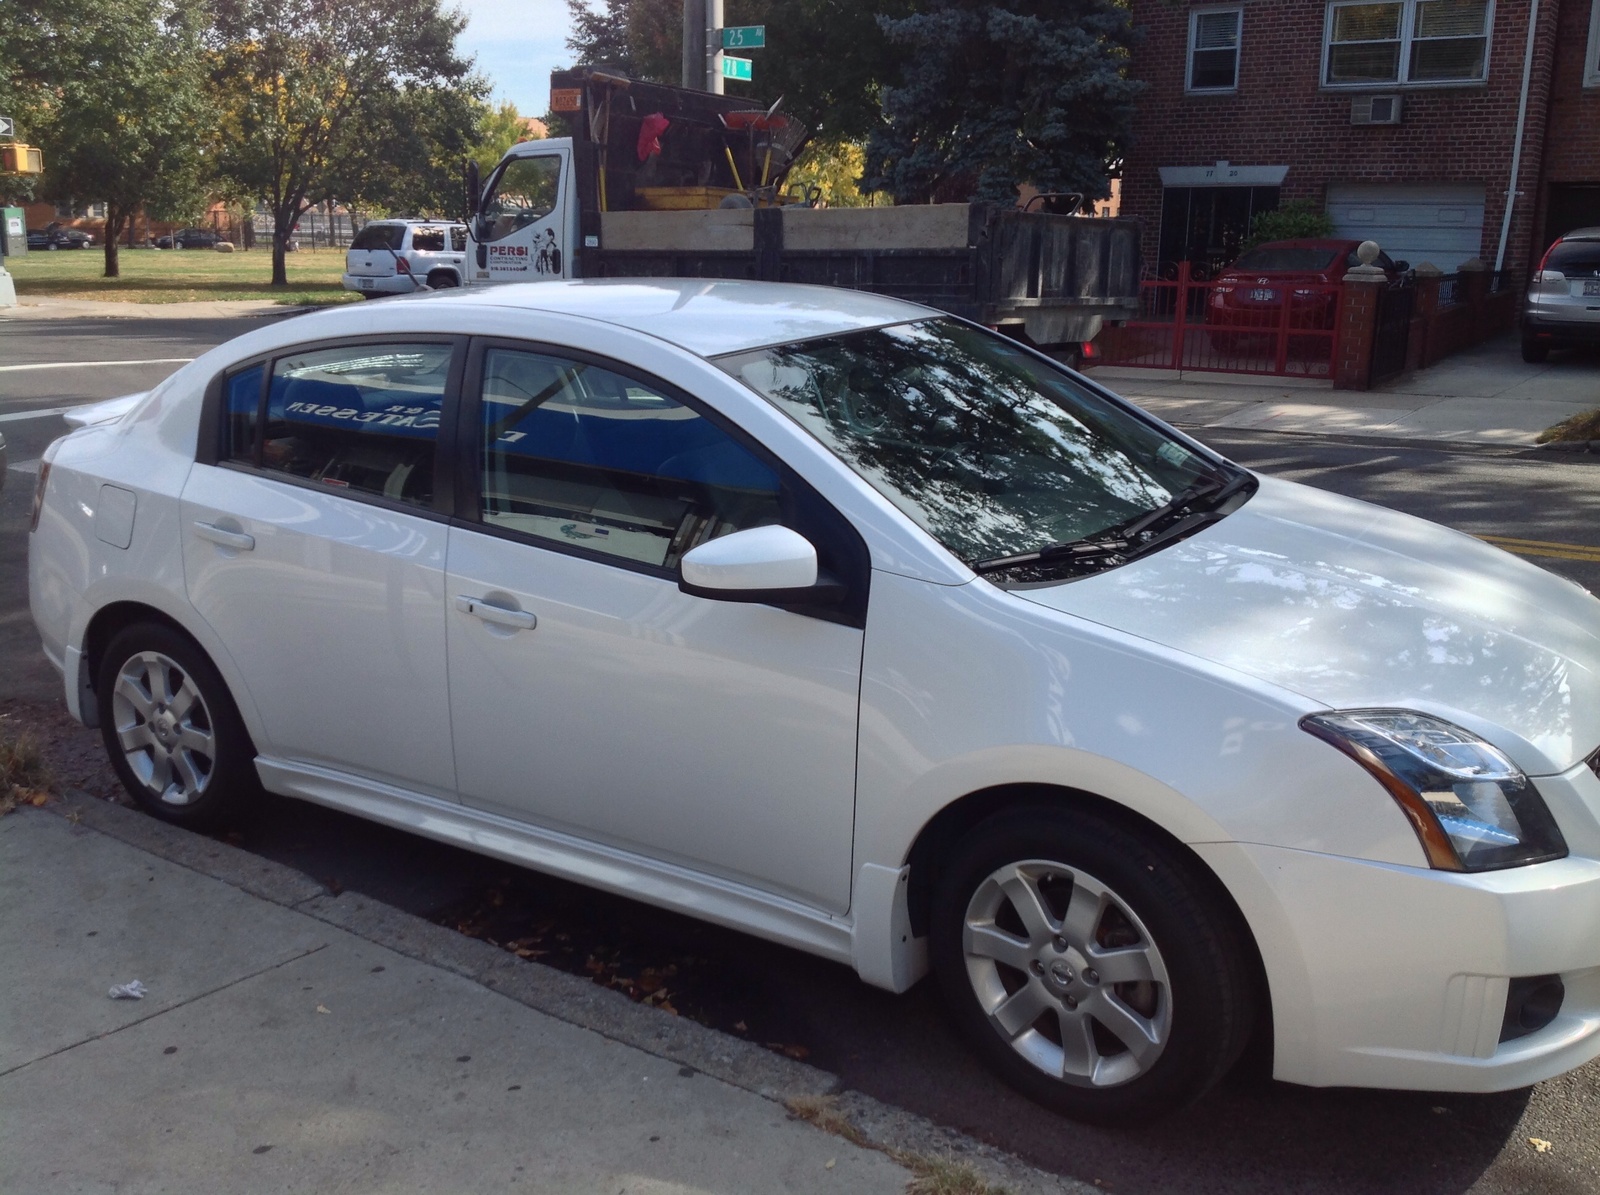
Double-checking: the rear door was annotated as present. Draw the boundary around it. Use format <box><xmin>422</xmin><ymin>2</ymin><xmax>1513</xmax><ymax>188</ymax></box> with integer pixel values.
<box><xmin>180</xmin><ymin>338</ymin><xmax>462</xmax><ymax>795</ymax></box>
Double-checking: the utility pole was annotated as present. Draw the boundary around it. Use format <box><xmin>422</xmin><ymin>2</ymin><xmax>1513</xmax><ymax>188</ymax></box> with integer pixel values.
<box><xmin>705</xmin><ymin>0</ymin><xmax>724</xmax><ymax>94</ymax></box>
<box><xmin>681</xmin><ymin>0</ymin><xmax>705</xmax><ymax>90</ymax></box>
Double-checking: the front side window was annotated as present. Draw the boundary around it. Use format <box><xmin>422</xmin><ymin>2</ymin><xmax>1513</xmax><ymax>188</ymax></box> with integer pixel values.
<box><xmin>720</xmin><ymin>320</ymin><xmax>1245</xmax><ymax>580</ymax></box>
<box><xmin>257</xmin><ymin>343</ymin><xmax>453</xmax><ymax>509</ymax></box>
<box><xmin>477</xmin><ymin>348</ymin><xmax>781</xmax><ymax>570</ymax></box>
<box><xmin>409</xmin><ymin>226</ymin><xmax>446</xmax><ymax>252</ymax></box>
<box><xmin>1587</xmin><ymin>0</ymin><xmax>1600</xmax><ymax>87</ymax></box>
<box><xmin>480</xmin><ymin>156</ymin><xmax>562</xmax><ymax>243</ymax></box>
<box><xmin>1325</xmin><ymin>1</ymin><xmax>1491</xmax><ymax>86</ymax></box>
<box><xmin>1189</xmin><ymin>7</ymin><xmax>1242</xmax><ymax>91</ymax></box>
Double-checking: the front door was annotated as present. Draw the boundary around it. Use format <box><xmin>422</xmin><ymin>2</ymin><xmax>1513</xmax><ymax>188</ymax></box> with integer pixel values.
<box><xmin>473</xmin><ymin>152</ymin><xmax>569</xmax><ymax>284</ymax></box>
<box><xmin>444</xmin><ymin>343</ymin><xmax>863</xmax><ymax>912</ymax></box>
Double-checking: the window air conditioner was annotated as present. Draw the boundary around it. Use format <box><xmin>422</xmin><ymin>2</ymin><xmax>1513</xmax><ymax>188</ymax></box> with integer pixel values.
<box><xmin>1351</xmin><ymin>95</ymin><xmax>1402</xmax><ymax>125</ymax></box>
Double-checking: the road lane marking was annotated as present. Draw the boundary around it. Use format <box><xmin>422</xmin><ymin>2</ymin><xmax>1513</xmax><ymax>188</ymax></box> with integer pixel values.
<box><xmin>0</xmin><ymin>357</ymin><xmax>192</xmax><ymax>373</ymax></box>
<box><xmin>1479</xmin><ymin>534</ymin><xmax>1600</xmax><ymax>563</ymax></box>
<box><xmin>0</xmin><ymin>405</ymin><xmax>80</xmax><ymax>424</ymax></box>
<box><xmin>7</xmin><ymin>458</ymin><xmax>40</xmax><ymax>474</ymax></box>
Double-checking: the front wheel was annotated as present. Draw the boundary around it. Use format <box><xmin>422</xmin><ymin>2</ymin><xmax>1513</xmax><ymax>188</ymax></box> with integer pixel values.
<box><xmin>96</xmin><ymin>623</ymin><xmax>260</xmax><ymax>829</ymax></box>
<box><xmin>1521</xmin><ymin>333</ymin><xmax>1550</xmax><ymax>364</ymax></box>
<box><xmin>930</xmin><ymin>805</ymin><xmax>1256</xmax><ymax>1125</ymax></box>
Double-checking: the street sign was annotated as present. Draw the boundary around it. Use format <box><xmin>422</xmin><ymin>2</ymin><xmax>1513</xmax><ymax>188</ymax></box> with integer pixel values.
<box><xmin>0</xmin><ymin>116</ymin><xmax>14</xmax><ymax>139</ymax></box>
<box><xmin>721</xmin><ymin>25</ymin><xmax>766</xmax><ymax>49</ymax></box>
<box><xmin>721</xmin><ymin>55</ymin><xmax>753</xmax><ymax>82</ymax></box>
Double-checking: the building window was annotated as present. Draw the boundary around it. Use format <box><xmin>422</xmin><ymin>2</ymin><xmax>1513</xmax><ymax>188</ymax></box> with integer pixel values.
<box><xmin>1188</xmin><ymin>7</ymin><xmax>1242</xmax><ymax>92</ymax></box>
<box><xmin>1586</xmin><ymin>0</ymin><xmax>1600</xmax><ymax>87</ymax></box>
<box><xmin>1324</xmin><ymin>1</ymin><xmax>1492</xmax><ymax>86</ymax></box>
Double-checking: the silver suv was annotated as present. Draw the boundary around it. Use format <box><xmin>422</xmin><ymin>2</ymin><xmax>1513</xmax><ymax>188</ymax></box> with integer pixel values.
<box><xmin>1524</xmin><ymin>227</ymin><xmax>1600</xmax><ymax>363</ymax></box>
<box><xmin>342</xmin><ymin>220</ymin><xmax>468</xmax><ymax>297</ymax></box>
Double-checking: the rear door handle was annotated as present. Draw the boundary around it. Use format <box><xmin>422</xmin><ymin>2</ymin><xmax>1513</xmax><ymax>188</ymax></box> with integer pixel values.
<box><xmin>193</xmin><ymin>521</ymin><xmax>255</xmax><ymax>551</ymax></box>
<box><xmin>455</xmin><ymin>594</ymin><xmax>537</xmax><ymax>631</ymax></box>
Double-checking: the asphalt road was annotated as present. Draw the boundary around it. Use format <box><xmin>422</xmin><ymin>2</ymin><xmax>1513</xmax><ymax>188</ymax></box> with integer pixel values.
<box><xmin>4</xmin><ymin>316</ymin><xmax>1600</xmax><ymax>1195</ymax></box>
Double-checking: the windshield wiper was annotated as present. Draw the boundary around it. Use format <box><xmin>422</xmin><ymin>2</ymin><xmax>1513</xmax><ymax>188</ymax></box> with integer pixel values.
<box><xmin>969</xmin><ymin>468</ymin><xmax>1254</xmax><ymax>577</ymax></box>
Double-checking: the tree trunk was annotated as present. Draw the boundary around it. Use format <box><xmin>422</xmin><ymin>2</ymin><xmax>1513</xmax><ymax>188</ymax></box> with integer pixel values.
<box><xmin>272</xmin><ymin>220</ymin><xmax>289</xmax><ymax>286</ymax></box>
<box><xmin>102</xmin><ymin>204</ymin><xmax>125</xmax><ymax>279</ymax></box>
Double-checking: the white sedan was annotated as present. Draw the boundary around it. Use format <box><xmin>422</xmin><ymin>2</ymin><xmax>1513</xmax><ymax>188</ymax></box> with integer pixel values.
<box><xmin>27</xmin><ymin>281</ymin><xmax>1600</xmax><ymax>1124</ymax></box>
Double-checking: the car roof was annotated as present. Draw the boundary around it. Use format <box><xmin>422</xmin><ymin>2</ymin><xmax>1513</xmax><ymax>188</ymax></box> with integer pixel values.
<box><xmin>365</xmin><ymin>218</ymin><xmax>466</xmax><ymax>227</ymax></box>
<box><xmin>1241</xmin><ymin>238</ymin><xmax>1362</xmax><ymax>251</ymax></box>
<box><xmin>391</xmin><ymin>279</ymin><xmax>939</xmax><ymax>357</ymax></box>
<box><xmin>1556</xmin><ymin>227</ymin><xmax>1600</xmax><ymax>242</ymax></box>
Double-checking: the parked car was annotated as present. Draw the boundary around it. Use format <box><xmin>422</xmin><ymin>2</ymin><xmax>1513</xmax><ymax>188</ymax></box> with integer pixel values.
<box><xmin>27</xmin><ymin>281</ymin><xmax>1600</xmax><ymax>1124</ymax></box>
<box><xmin>342</xmin><ymin>219</ymin><xmax>468</xmax><ymax>296</ymax></box>
<box><xmin>1205</xmin><ymin>238</ymin><xmax>1405</xmax><ymax>349</ymax></box>
<box><xmin>1523</xmin><ymin>227</ymin><xmax>1600</xmax><ymax>362</ymax></box>
<box><xmin>154</xmin><ymin>228</ymin><xmax>222</xmax><ymax>250</ymax></box>
<box><xmin>27</xmin><ymin>225</ymin><xmax>94</xmax><ymax>250</ymax></box>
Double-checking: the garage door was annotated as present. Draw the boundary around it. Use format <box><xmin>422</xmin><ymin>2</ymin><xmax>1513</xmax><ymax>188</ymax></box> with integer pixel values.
<box><xmin>1325</xmin><ymin>183</ymin><xmax>1486</xmax><ymax>271</ymax></box>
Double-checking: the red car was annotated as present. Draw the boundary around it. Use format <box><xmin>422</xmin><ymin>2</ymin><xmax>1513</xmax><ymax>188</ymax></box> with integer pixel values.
<box><xmin>1205</xmin><ymin>238</ymin><xmax>1406</xmax><ymax>351</ymax></box>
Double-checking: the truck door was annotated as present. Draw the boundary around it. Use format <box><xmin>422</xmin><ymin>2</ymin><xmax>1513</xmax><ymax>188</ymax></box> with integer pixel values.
<box><xmin>470</xmin><ymin>148</ymin><xmax>571</xmax><ymax>285</ymax></box>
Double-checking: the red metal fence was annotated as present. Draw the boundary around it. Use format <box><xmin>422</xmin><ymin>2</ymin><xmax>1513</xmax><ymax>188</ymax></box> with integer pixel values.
<box><xmin>1096</xmin><ymin>263</ymin><xmax>1345</xmax><ymax>378</ymax></box>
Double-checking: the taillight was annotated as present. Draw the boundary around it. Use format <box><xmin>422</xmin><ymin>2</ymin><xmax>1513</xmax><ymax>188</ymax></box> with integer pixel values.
<box><xmin>29</xmin><ymin>460</ymin><xmax>51</xmax><ymax>533</ymax></box>
<box><xmin>396</xmin><ymin>257</ymin><xmax>412</xmax><ymax>274</ymax></box>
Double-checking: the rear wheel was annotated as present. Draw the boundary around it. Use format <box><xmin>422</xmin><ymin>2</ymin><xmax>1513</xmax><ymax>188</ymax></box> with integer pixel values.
<box><xmin>931</xmin><ymin>805</ymin><xmax>1255</xmax><ymax>1125</ymax></box>
<box><xmin>1521</xmin><ymin>333</ymin><xmax>1550</xmax><ymax>364</ymax></box>
<box><xmin>96</xmin><ymin>623</ymin><xmax>259</xmax><ymax>829</ymax></box>
<box><xmin>426</xmin><ymin>270</ymin><xmax>459</xmax><ymax>289</ymax></box>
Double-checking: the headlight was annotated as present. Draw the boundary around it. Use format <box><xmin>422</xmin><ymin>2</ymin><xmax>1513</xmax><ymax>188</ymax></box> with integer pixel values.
<box><xmin>1301</xmin><ymin>710</ymin><xmax>1567</xmax><ymax>872</ymax></box>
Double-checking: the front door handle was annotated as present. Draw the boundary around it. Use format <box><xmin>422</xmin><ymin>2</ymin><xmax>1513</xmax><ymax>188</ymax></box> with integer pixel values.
<box><xmin>193</xmin><ymin>521</ymin><xmax>255</xmax><ymax>551</ymax></box>
<box><xmin>455</xmin><ymin>594</ymin><xmax>537</xmax><ymax>631</ymax></box>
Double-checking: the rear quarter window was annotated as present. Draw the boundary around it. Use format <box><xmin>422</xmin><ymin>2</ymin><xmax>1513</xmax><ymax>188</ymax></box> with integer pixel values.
<box><xmin>1547</xmin><ymin>242</ymin><xmax>1600</xmax><ymax>277</ymax></box>
<box><xmin>410</xmin><ymin>226</ymin><xmax>446</xmax><ymax>252</ymax></box>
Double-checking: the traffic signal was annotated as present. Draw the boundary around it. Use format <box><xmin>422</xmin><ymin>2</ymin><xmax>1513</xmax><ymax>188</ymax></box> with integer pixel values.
<box><xmin>0</xmin><ymin>144</ymin><xmax>44</xmax><ymax>174</ymax></box>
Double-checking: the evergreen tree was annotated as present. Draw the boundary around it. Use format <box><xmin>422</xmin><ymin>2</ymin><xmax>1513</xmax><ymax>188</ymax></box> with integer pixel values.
<box><xmin>863</xmin><ymin>0</ymin><xmax>1143</xmax><ymax>205</ymax></box>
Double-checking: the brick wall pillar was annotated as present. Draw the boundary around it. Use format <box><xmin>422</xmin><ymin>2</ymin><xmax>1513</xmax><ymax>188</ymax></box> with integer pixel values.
<box><xmin>1458</xmin><ymin>258</ymin><xmax>1489</xmax><ymax>342</ymax></box>
<box><xmin>1408</xmin><ymin>264</ymin><xmax>1443</xmax><ymax>371</ymax></box>
<box><xmin>1335</xmin><ymin>268</ymin><xmax>1387</xmax><ymax>391</ymax></box>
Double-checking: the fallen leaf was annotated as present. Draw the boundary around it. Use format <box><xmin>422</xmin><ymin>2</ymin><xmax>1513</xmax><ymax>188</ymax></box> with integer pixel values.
<box><xmin>734</xmin><ymin>1021</ymin><xmax>748</xmax><ymax>1032</ymax></box>
<box><xmin>315</xmin><ymin>1004</ymin><xmax>331</xmax><ymax>1014</ymax></box>
<box><xmin>825</xmin><ymin>1158</ymin><xmax>835</xmax><ymax>1170</ymax></box>
<box><xmin>1530</xmin><ymin>1138</ymin><xmax>1553</xmax><ymax>1153</ymax></box>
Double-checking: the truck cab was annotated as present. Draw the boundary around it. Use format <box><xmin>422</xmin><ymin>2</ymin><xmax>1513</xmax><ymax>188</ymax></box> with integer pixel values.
<box><xmin>466</xmin><ymin>140</ymin><xmax>579</xmax><ymax>285</ymax></box>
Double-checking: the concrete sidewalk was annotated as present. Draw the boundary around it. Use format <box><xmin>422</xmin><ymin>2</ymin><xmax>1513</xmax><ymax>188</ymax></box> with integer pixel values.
<box><xmin>0</xmin><ymin>295</ymin><xmax>307</xmax><ymax>320</ymax></box>
<box><xmin>1085</xmin><ymin>333</ymin><xmax>1600</xmax><ymax>447</ymax></box>
<box><xmin>0</xmin><ymin>797</ymin><xmax>1083</xmax><ymax>1195</ymax></box>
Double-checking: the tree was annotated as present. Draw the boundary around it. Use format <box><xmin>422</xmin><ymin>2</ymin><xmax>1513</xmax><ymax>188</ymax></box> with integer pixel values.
<box><xmin>862</xmin><ymin>1</ymin><xmax>1143</xmax><ymax>206</ymax></box>
<box><xmin>467</xmin><ymin>101</ymin><xmax>537</xmax><ymax>180</ymax></box>
<box><xmin>565</xmin><ymin>0</ymin><xmax>679</xmax><ymax>83</ymax></box>
<box><xmin>208</xmin><ymin>0</ymin><xmax>479</xmax><ymax>285</ymax></box>
<box><xmin>0</xmin><ymin>0</ymin><xmax>207</xmax><ymax>271</ymax></box>
<box><xmin>786</xmin><ymin>140</ymin><xmax>882</xmax><ymax>207</ymax></box>
<box><xmin>1244</xmin><ymin>199</ymin><xmax>1334</xmax><ymax>251</ymax></box>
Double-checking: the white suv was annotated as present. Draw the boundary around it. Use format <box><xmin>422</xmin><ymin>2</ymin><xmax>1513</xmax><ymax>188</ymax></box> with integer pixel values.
<box><xmin>342</xmin><ymin>220</ymin><xmax>468</xmax><ymax>296</ymax></box>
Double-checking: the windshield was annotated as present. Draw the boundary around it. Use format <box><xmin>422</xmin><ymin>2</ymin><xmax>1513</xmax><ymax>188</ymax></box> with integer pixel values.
<box><xmin>718</xmin><ymin>319</ymin><xmax>1238</xmax><ymax>577</ymax></box>
<box><xmin>351</xmin><ymin>224</ymin><xmax>405</xmax><ymax>251</ymax></box>
<box><xmin>1232</xmin><ymin>247</ymin><xmax>1340</xmax><ymax>271</ymax></box>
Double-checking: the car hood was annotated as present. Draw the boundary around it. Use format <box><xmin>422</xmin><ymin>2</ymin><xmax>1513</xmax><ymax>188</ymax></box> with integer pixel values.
<box><xmin>1013</xmin><ymin>476</ymin><xmax>1600</xmax><ymax>774</ymax></box>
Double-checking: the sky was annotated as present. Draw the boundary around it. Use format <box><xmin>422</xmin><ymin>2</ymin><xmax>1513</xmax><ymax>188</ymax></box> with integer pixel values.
<box><xmin>456</xmin><ymin>0</ymin><xmax>577</xmax><ymax>118</ymax></box>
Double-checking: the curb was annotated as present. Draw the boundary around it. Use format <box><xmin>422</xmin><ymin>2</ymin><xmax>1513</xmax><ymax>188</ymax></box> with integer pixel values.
<box><xmin>44</xmin><ymin>790</ymin><xmax>1097</xmax><ymax>1195</ymax></box>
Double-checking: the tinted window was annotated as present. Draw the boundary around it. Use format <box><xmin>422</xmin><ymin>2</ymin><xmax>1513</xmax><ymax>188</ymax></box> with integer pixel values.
<box><xmin>477</xmin><ymin>348</ymin><xmax>781</xmax><ymax>569</ymax></box>
<box><xmin>351</xmin><ymin>224</ymin><xmax>405</xmax><ymax>251</ymax></box>
<box><xmin>1547</xmin><ymin>242</ymin><xmax>1600</xmax><ymax>277</ymax></box>
<box><xmin>1232</xmin><ymin>247</ymin><xmax>1340</xmax><ymax>271</ymax></box>
<box><xmin>225</xmin><ymin>364</ymin><xmax>264</xmax><ymax>462</ymax></box>
<box><xmin>410</xmin><ymin>226</ymin><xmax>445</xmax><ymax>252</ymax></box>
<box><xmin>262</xmin><ymin>343</ymin><xmax>452</xmax><ymax>508</ymax></box>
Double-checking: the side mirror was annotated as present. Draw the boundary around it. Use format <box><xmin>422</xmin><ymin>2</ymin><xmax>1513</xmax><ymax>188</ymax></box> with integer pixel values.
<box><xmin>464</xmin><ymin>160</ymin><xmax>481</xmax><ymax>219</ymax></box>
<box><xmin>679</xmin><ymin>525</ymin><xmax>843</xmax><ymax>604</ymax></box>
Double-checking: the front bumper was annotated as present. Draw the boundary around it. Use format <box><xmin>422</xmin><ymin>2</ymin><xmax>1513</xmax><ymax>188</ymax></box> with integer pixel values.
<box><xmin>1198</xmin><ymin>761</ymin><xmax>1600</xmax><ymax>1092</ymax></box>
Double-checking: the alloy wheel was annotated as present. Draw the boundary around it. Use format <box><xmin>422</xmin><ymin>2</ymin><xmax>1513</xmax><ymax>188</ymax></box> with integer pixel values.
<box><xmin>110</xmin><ymin>650</ymin><xmax>217</xmax><ymax>806</ymax></box>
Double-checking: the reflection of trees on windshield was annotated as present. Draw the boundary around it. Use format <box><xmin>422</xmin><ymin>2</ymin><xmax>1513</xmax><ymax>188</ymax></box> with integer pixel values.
<box><xmin>723</xmin><ymin>321</ymin><xmax>1205</xmax><ymax>564</ymax></box>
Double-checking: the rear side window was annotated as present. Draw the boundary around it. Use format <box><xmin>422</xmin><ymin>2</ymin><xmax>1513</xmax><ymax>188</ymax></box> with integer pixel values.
<box><xmin>225</xmin><ymin>364</ymin><xmax>264</xmax><ymax>462</ymax></box>
<box><xmin>1547</xmin><ymin>241</ymin><xmax>1600</xmax><ymax>277</ymax></box>
<box><xmin>351</xmin><ymin>224</ymin><xmax>405</xmax><ymax>251</ymax></box>
<box><xmin>410</xmin><ymin>226</ymin><xmax>445</xmax><ymax>252</ymax></box>
<box><xmin>260</xmin><ymin>343</ymin><xmax>453</xmax><ymax>509</ymax></box>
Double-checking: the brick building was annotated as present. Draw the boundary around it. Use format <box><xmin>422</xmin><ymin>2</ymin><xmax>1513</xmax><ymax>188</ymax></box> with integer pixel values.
<box><xmin>1120</xmin><ymin>0</ymin><xmax>1600</xmax><ymax>281</ymax></box>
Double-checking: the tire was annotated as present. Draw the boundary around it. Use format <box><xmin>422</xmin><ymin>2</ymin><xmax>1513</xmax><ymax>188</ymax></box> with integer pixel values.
<box><xmin>1521</xmin><ymin>334</ymin><xmax>1550</xmax><ymax>364</ymax></box>
<box><xmin>425</xmin><ymin>270</ymin><xmax>458</xmax><ymax>289</ymax></box>
<box><xmin>96</xmin><ymin>623</ymin><xmax>260</xmax><ymax>830</ymax></box>
<box><xmin>930</xmin><ymin>805</ymin><xmax>1256</xmax><ymax>1125</ymax></box>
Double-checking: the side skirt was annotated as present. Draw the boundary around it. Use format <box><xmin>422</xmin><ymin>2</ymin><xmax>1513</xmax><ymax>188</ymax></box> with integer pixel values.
<box><xmin>255</xmin><ymin>756</ymin><xmax>857</xmax><ymax>967</ymax></box>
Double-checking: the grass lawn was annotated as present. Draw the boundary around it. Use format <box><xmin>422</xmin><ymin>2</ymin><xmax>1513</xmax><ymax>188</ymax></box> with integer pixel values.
<box><xmin>5</xmin><ymin>246</ymin><xmax>361</xmax><ymax>305</ymax></box>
